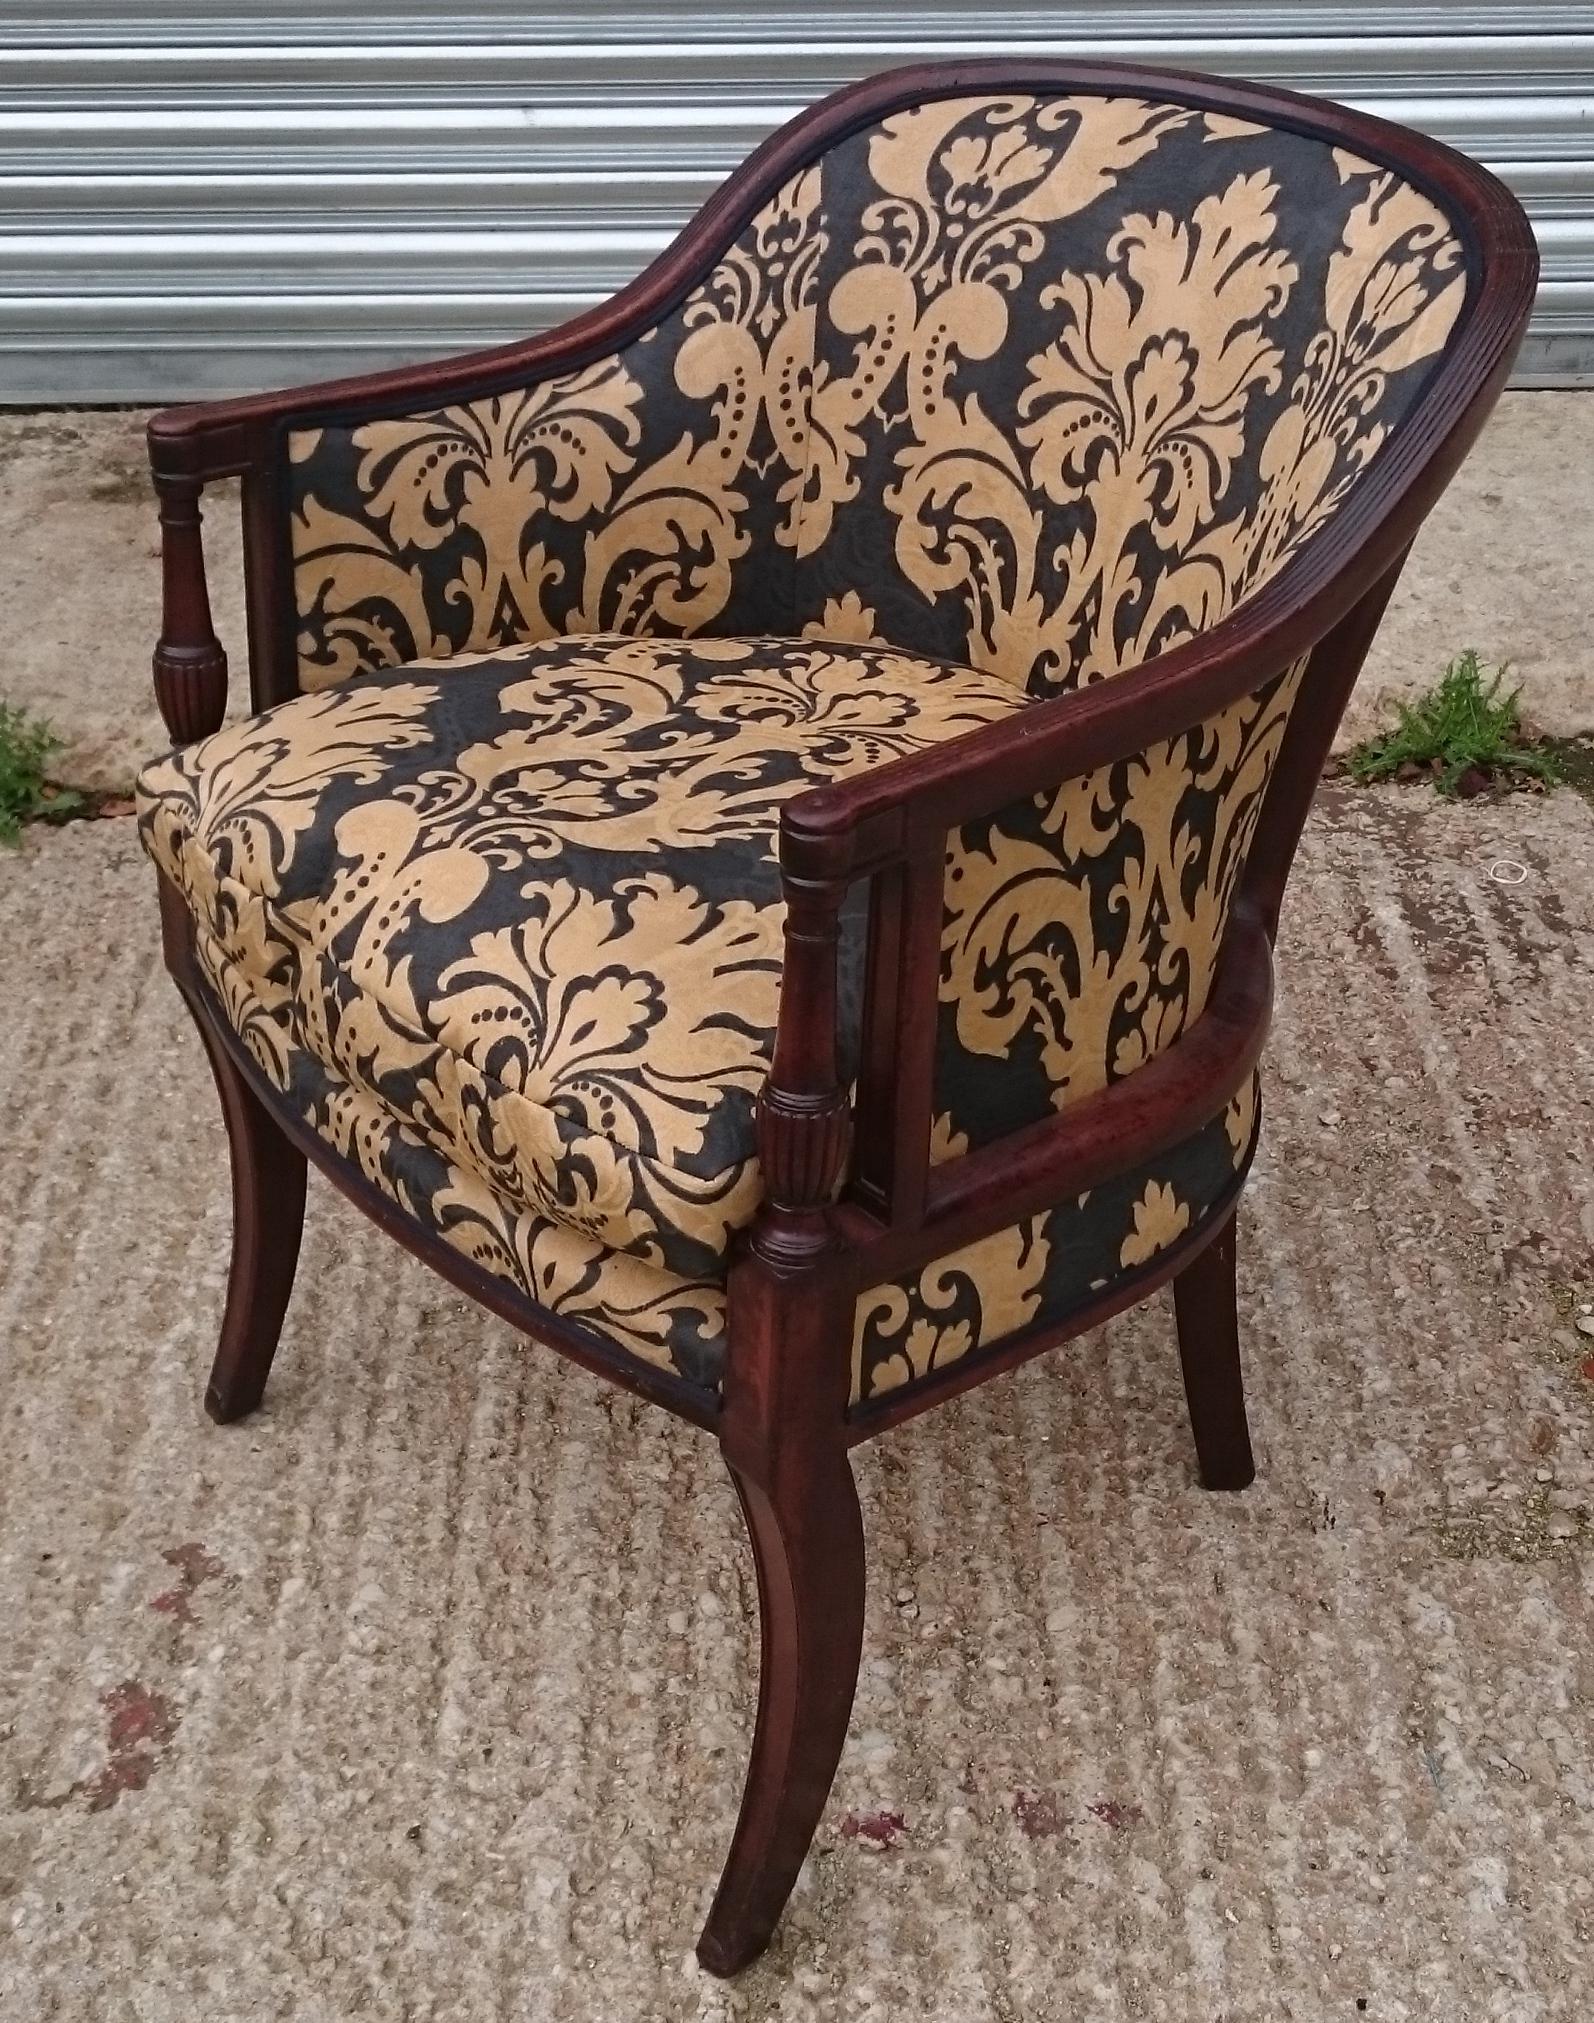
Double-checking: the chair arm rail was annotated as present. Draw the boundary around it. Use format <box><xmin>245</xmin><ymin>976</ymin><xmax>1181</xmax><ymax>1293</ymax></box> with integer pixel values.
<box><xmin>144</xmin><ymin>295</ymin><xmax>655</xmax><ymax>485</ymax></box>
<box><xmin>833</xmin><ymin>909</ymin><xmax>1275</xmax><ymax>1287</ymax></box>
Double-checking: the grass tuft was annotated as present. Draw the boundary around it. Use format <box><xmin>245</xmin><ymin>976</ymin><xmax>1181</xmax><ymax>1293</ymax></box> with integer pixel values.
<box><xmin>0</xmin><ymin>702</ymin><xmax>84</xmax><ymax>844</ymax></box>
<box><xmin>1347</xmin><ymin>649</ymin><xmax>1562</xmax><ymax>797</ymax></box>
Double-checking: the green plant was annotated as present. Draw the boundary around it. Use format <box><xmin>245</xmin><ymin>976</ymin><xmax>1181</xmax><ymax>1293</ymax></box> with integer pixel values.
<box><xmin>0</xmin><ymin>702</ymin><xmax>83</xmax><ymax>843</ymax></box>
<box><xmin>1347</xmin><ymin>649</ymin><xmax>1562</xmax><ymax>795</ymax></box>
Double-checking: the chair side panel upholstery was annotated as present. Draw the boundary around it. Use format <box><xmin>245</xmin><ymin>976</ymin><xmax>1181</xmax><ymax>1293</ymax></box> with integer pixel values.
<box><xmin>850</xmin><ymin>1070</ymin><xmax>1260</xmax><ymax>1405</ymax></box>
<box><xmin>846</xmin><ymin>651</ymin><xmax>1307</xmax><ymax>1408</ymax></box>
<box><xmin>283</xmin><ymin>167</ymin><xmax>825</xmax><ymax>692</ymax></box>
<box><xmin>931</xmin><ymin>654</ymin><xmax>1308</xmax><ymax>1162</ymax></box>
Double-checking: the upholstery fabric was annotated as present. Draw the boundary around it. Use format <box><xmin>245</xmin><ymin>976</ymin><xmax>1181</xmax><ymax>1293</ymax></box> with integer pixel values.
<box><xmin>287</xmin><ymin>93</ymin><xmax>1468</xmax><ymax>701</ymax></box>
<box><xmin>137</xmin><ymin>635</ymin><xmax>1024</xmax><ymax>1386</ymax></box>
<box><xmin>289</xmin><ymin>169</ymin><xmax>826</xmax><ymax>689</ymax></box>
<box><xmin>933</xmin><ymin>654</ymin><xmax>1307</xmax><ymax>1156</ymax></box>
<box><xmin>852</xmin><ymin>1074</ymin><xmax>1259</xmax><ymax>1403</ymax></box>
<box><xmin>790</xmin><ymin>99</ymin><xmax>1468</xmax><ymax>691</ymax></box>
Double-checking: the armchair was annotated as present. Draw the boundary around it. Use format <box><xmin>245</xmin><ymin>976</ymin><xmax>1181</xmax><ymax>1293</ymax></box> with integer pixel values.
<box><xmin>134</xmin><ymin>60</ymin><xmax>1535</xmax><ymax>1974</ymax></box>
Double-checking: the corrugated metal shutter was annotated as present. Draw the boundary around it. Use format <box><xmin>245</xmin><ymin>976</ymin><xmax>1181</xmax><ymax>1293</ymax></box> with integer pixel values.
<box><xmin>2</xmin><ymin>5</ymin><xmax>1589</xmax><ymax>401</ymax></box>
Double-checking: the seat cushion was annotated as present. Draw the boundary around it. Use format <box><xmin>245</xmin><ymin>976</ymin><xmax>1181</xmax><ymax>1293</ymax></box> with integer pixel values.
<box><xmin>137</xmin><ymin>633</ymin><xmax>1026</xmax><ymax>1384</ymax></box>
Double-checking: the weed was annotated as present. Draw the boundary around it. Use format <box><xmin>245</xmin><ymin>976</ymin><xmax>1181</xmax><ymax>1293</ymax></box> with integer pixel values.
<box><xmin>1347</xmin><ymin>649</ymin><xmax>1562</xmax><ymax>796</ymax></box>
<box><xmin>0</xmin><ymin>702</ymin><xmax>84</xmax><ymax>844</ymax></box>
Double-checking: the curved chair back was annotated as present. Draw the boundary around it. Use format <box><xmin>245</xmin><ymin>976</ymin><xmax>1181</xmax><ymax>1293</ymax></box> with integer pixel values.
<box><xmin>282</xmin><ymin>65</ymin><xmax>1533</xmax><ymax>712</ymax></box>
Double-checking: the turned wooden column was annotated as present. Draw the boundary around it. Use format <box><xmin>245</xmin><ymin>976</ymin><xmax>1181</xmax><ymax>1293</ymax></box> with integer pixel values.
<box><xmin>152</xmin><ymin>473</ymin><xmax>228</xmax><ymax>745</ymax></box>
<box><xmin>750</xmin><ymin>872</ymin><xmax>853</xmax><ymax>1275</ymax></box>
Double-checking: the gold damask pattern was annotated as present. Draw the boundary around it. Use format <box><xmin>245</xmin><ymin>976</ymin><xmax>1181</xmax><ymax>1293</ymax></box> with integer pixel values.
<box><xmin>290</xmin><ymin>166</ymin><xmax>825</xmax><ymax>688</ymax></box>
<box><xmin>934</xmin><ymin>655</ymin><xmax>1307</xmax><ymax>1155</ymax></box>
<box><xmin>792</xmin><ymin>97</ymin><xmax>1468</xmax><ymax>690</ymax></box>
<box><xmin>851</xmin><ymin>1074</ymin><xmax>1260</xmax><ymax>1402</ymax></box>
<box><xmin>137</xmin><ymin>635</ymin><xmax>1024</xmax><ymax>1385</ymax></box>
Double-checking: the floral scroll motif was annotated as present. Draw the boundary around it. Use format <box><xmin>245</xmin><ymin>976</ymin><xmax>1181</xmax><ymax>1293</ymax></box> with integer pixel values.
<box><xmin>800</xmin><ymin>96</ymin><xmax>1194</xmax><ymax>569</ymax></box>
<box><xmin>290</xmin><ymin>363</ymin><xmax>646</xmax><ymax>686</ymax></box>
<box><xmin>290</xmin><ymin>168</ymin><xmax>826</xmax><ymax>690</ymax></box>
<box><xmin>849</xmin><ymin>1069</ymin><xmax>1260</xmax><ymax>1404</ymax></box>
<box><xmin>137</xmin><ymin>635</ymin><xmax>1022</xmax><ymax>1383</ymax></box>
<box><xmin>1016</xmin><ymin>169</ymin><xmax>1298</xmax><ymax>680</ymax></box>
<box><xmin>851</xmin><ymin>1215</ymin><xmax>1048</xmax><ymax>1399</ymax></box>
<box><xmin>796</xmin><ymin>98</ymin><xmax>1468</xmax><ymax>694</ymax></box>
<box><xmin>936</xmin><ymin>655</ymin><xmax>1307</xmax><ymax>1148</ymax></box>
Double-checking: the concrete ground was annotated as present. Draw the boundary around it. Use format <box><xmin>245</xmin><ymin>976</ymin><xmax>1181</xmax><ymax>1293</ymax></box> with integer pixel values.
<box><xmin>1</xmin><ymin>404</ymin><xmax>1593</xmax><ymax>2021</ymax></box>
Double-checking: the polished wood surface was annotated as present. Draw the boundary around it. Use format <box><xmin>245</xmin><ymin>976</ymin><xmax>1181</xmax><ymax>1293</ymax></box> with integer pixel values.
<box><xmin>1173</xmin><ymin>1212</ymin><xmax>1257</xmax><ymax>1493</ymax></box>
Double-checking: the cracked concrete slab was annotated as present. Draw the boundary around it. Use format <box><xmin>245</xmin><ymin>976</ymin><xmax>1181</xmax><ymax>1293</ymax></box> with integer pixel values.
<box><xmin>2</xmin><ymin>393</ymin><xmax>1591</xmax><ymax>792</ymax></box>
<box><xmin>2</xmin><ymin>786</ymin><xmax>1591</xmax><ymax>2020</ymax></box>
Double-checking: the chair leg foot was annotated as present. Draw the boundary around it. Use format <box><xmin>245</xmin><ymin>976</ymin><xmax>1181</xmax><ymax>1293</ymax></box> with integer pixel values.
<box><xmin>188</xmin><ymin>1008</ymin><xmax>307</xmax><ymax>1424</ymax></box>
<box><xmin>696</xmin><ymin>1446</ymin><xmax>866</xmax><ymax>1977</ymax></box>
<box><xmin>1172</xmin><ymin>1211</ymin><xmax>1255</xmax><ymax>1492</ymax></box>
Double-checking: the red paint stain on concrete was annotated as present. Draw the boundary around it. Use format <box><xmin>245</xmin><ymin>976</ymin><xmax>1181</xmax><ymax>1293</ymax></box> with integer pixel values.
<box><xmin>1011</xmin><ymin>1788</ymin><xmax>1068</xmax><ymax>1838</ymax></box>
<box><xmin>78</xmin><ymin>1681</ymin><xmax>179</xmax><ymax>1811</ymax></box>
<box><xmin>1086</xmin><ymin>1799</ymin><xmax>1145</xmax><ymax>1831</ymax></box>
<box><xmin>15</xmin><ymin>1680</ymin><xmax>181</xmax><ymax>1814</ymax></box>
<box><xmin>839</xmin><ymin>1808</ymin><xmax>907</xmax><ymax>1849</ymax></box>
<box><xmin>150</xmin><ymin>1542</ymin><xmax>226</xmax><ymax>1626</ymax></box>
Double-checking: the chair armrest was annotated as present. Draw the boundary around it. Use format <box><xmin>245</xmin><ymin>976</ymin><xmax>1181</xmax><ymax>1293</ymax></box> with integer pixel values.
<box><xmin>780</xmin><ymin>558</ymin><xmax>1383</xmax><ymax>886</ymax></box>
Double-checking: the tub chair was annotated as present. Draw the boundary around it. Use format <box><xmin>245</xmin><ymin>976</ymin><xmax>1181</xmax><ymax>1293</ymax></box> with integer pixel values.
<box><xmin>135</xmin><ymin>59</ymin><xmax>1535</xmax><ymax>1973</ymax></box>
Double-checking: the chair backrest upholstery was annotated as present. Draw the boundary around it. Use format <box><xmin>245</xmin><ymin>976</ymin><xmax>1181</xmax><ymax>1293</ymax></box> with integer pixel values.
<box><xmin>288</xmin><ymin>166</ymin><xmax>825</xmax><ymax>686</ymax></box>
<box><xmin>786</xmin><ymin>95</ymin><xmax>1468</xmax><ymax>693</ymax></box>
<box><xmin>287</xmin><ymin>85</ymin><xmax>1473</xmax><ymax>699</ymax></box>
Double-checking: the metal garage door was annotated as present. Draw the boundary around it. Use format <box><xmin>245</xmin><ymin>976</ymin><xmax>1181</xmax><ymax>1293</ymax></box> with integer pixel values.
<box><xmin>2</xmin><ymin>4</ymin><xmax>1589</xmax><ymax>402</ymax></box>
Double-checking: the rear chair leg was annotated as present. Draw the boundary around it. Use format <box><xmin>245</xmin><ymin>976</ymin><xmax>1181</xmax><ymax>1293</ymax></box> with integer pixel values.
<box><xmin>1172</xmin><ymin>1211</ymin><xmax>1256</xmax><ymax>1491</ymax></box>
<box><xmin>186</xmin><ymin>1002</ymin><xmax>307</xmax><ymax>1423</ymax></box>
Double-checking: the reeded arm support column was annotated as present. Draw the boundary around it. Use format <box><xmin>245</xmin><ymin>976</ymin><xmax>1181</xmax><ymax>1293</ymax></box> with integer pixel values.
<box><xmin>152</xmin><ymin>473</ymin><xmax>228</xmax><ymax>745</ymax></box>
<box><xmin>750</xmin><ymin>871</ymin><xmax>853</xmax><ymax>1274</ymax></box>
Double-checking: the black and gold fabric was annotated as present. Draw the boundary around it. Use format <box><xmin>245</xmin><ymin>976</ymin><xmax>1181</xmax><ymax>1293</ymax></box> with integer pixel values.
<box><xmin>851</xmin><ymin>1075</ymin><xmax>1260</xmax><ymax>1403</ymax></box>
<box><xmin>287</xmin><ymin>96</ymin><xmax>1468</xmax><ymax>702</ymax></box>
<box><xmin>933</xmin><ymin>655</ymin><xmax>1307</xmax><ymax>1157</ymax></box>
<box><xmin>143</xmin><ymin>90</ymin><xmax>1473</xmax><ymax>1404</ymax></box>
<box><xmin>791</xmin><ymin>101</ymin><xmax>1468</xmax><ymax>690</ymax></box>
<box><xmin>288</xmin><ymin>167</ymin><xmax>828</xmax><ymax>689</ymax></box>
<box><xmin>137</xmin><ymin>636</ymin><xmax>1024</xmax><ymax>1386</ymax></box>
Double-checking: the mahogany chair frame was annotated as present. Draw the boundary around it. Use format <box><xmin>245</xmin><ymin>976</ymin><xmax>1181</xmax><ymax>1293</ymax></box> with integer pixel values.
<box><xmin>142</xmin><ymin>60</ymin><xmax>1536</xmax><ymax>1975</ymax></box>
